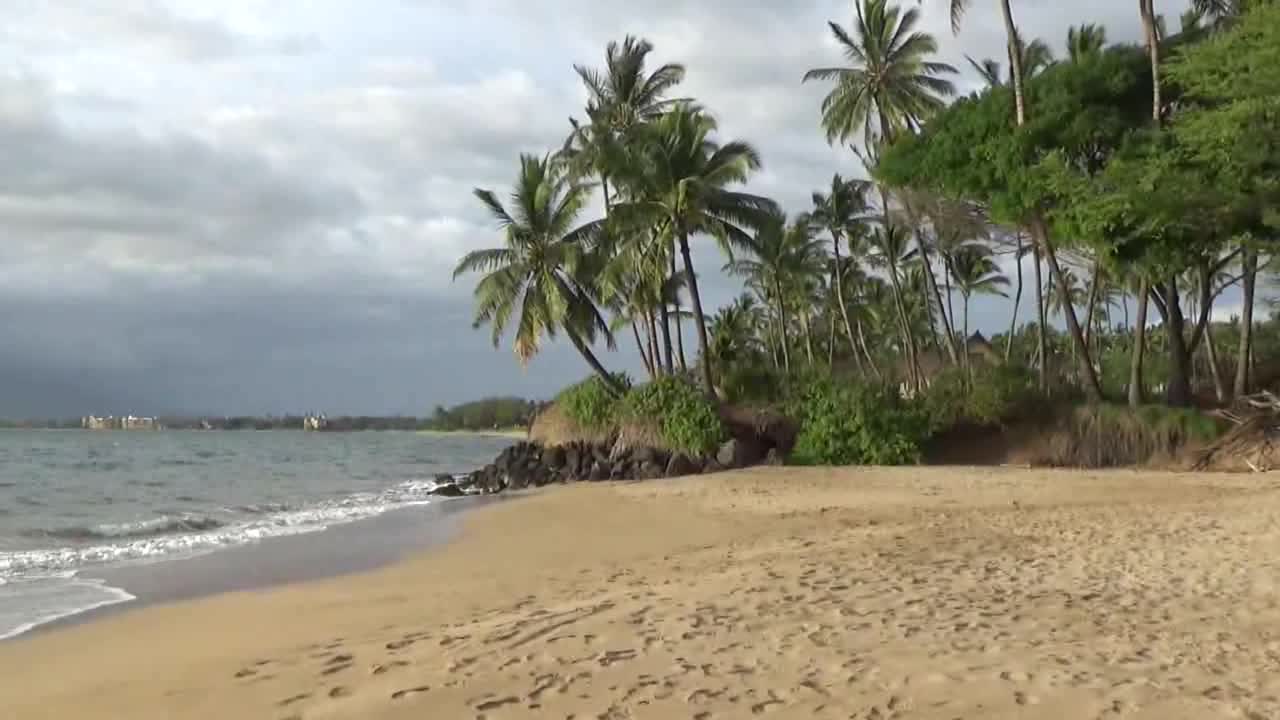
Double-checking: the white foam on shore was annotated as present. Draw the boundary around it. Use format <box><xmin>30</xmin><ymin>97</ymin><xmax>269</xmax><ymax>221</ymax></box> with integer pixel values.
<box><xmin>1</xmin><ymin>484</ymin><xmax>441</xmax><ymax>577</ymax></box>
<box><xmin>0</xmin><ymin>477</ymin><xmax>458</xmax><ymax>640</ymax></box>
<box><xmin>0</xmin><ymin>574</ymin><xmax>136</xmax><ymax>641</ymax></box>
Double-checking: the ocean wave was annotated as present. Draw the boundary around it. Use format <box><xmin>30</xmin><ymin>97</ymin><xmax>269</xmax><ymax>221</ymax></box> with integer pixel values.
<box><xmin>19</xmin><ymin>515</ymin><xmax>227</xmax><ymax>542</ymax></box>
<box><xmin>0</xmin><ymin>478</ymin><xmax>446</xmax><ymax>578</ymax></box>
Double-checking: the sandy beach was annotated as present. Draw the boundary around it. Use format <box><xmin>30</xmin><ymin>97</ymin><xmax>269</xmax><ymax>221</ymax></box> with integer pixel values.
<box><xmin>4</xmin><ymin>466</ymin><xmax>1280</xmax><ymax>719</ymax></box>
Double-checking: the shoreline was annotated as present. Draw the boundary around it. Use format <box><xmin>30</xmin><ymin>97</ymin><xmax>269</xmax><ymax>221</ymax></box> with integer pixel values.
<box><xmin>4</xmin><ymin>495</ymin><xmax>508</xmax><ymax>642</ymax></box>
<box><xmin>3</xmin><ymin>467</ymin><xmax>1279</xmax><ymax>719</ymax></box>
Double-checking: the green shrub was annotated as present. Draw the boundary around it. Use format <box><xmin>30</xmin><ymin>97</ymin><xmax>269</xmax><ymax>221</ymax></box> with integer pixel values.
<box><xmin>922</xmin><ymin>365</ymin><xmax>1041</xmax><ymax>431</ymax></box>
<box><xmin>556</xmin><ymin>375</ymin><xmax>629</xmax><ymax>431</ymax></box>
<box><xmin>786</xmin><ymin>376</ymin><xmax>930</xmax><ymax>466</ymax></box>
<box><xmin>620</xmin><ymin>376</ymin><xmax>727</xmax><ymax>455</ymax></box>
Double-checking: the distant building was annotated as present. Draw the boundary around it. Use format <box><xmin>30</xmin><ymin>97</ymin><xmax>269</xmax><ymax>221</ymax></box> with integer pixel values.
<box><xmin>81</xmin><ymin>415</ymin><xmax>163</xmax><ymax>431</ymax></box>
<box><xmin>303</xmin><ymin>414</ymin><xmax>328</xmax><ymax>431</ymax></box>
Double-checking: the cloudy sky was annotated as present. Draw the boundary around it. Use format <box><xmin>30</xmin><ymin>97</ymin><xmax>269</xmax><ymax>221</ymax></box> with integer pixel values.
<box><xmin>0</xmin><ymin>0</ymin><xmax>1194</xmax><ymax>418</ymax></box>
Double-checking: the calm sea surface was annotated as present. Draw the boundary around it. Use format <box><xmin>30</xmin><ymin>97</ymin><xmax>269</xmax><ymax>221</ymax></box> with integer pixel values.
<box><xmin>0</xmin><ymin>430</ymin><xmax>512</xmax><ymax>639</ymax></box>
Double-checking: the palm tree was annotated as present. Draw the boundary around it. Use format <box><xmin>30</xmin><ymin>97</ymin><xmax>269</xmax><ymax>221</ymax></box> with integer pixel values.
<box><xmin>804</xmin><ymin>0</ymin><xmax>957</xmax><ymax>148</ymax></box>
<box><xmin>726</xmin><ymin>212</ymin><xmax>827</xmax><ymax>371</ymax></box>
<box><xmin>1066</xmin><ymin>23</ymin><xmax>1108</xmax><ymax>62</ymax></box>
<box><xmin>611</xmin><ymin>105</ymin><xmax>778</xmax><ymax>393</ymax></box>
<box><xmin>867</xmin><ymin>223</ymin><xmax>924</xmax><ymax>388</ymax></box>
<box><xmin>455</xmin><ymin>155</ymin><xmax>623</xmax><ymax>394</ymax></box>
<box><xmin>966</xmin><ymin>35</ymin><xmax>1053</xmax><ymax>89</ymax></box>
<box><xmin>950</xmin><ymin>244</ymin><xmax>1010</xmax><ymax>373</ymax></box>
<box><xmin>938</xmin><ymin>0</ymin><xmax>1029</xmax><ymax>123</ymax></box>
<box><xmin>810</xmin><ymin>174</ymin><xmax>873</xmax><ymax>362</ymax></box>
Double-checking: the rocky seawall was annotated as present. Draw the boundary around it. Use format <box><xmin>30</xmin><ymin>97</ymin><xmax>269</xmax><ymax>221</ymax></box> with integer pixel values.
<box><xmin>431</xmin><ymin>432</ymin><xmax>790</xmax><ymax>497</ymax></box>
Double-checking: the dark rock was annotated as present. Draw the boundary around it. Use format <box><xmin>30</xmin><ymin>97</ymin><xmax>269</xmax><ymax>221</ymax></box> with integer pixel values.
<box><xmin>716</xmin><ymin>437</ymin><xmax>766</xmax><ymax>469</ymax></box>
<box><xmin>632</xmin><ymin>446</ymin><xmax>658</xmax><ymax>464</ymax></box>
<box><xmin>434</xmin><ymin>473</ymin><xmax>455</xmax><ymax>486</ymax></box>
<box><xmin>543</xmin><ymin>445</ymin><xmax>566</xmax><ymax>470</ymax></box>
<box><xmin>430</xmin><ymin>483</ymin><xmax>466</xmax><ymax>498</ymax></box>
<box><xmin>665</xmin><ymin>453</ymin><xmax>698</xmax><ymax>478</ymax></box>
<box><xmin>592</xmin><ymin>445</ymin><xmax>611</xmax><ymax>466</ymax></box>
<box><xmin>637</xmin><ymin>461</ymin><xmax>665</xmax><ymax>480</ymax></box>
<box><xmin>588</xmin><ymin>461</ymin><xmax>610</xmax><ymax>482</ymax></box>
<box><xmin>764</xmin><ymin>448</ymin><xmax>784</xmax><ymax>466</ymax></box>
<box><xmin>702</xmin><ymin>458</ymin><xmax>725</xmax><ymax>475</ymax></box>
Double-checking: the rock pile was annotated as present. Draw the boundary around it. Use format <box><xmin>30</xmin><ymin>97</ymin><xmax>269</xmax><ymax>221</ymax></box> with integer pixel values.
<box><xmin>432</xmin><ymin>433</ymin><xmax>782</xmax><ymax>497</ymax></box>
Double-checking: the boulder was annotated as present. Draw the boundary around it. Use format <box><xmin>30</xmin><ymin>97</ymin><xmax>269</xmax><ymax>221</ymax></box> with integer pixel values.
<box><xmin>665</xmin><ymin>453</ymin><xmax>699</xmax><ymax>478</ymax></box>
<box><xmin>636</xmin><ymin>461</ymin><xmax>665</xmax><ymax>480</ymax></box>
<box><xmin>716</xmin><ymin>437</ymin><xmax>767</xmax><ymax>469</ymax></box>
<box><xmin>764</xmin><ymin>448</ymin><xmax>785</xmax><ymax>466</ymax></box>
<box><xmin>702</xmin><ymin>458</ymin><xmax>725</xmax><ymax>475</ymax></box>
<box><xmin>588</xmin><ymin>461</ymin><xmax>610</xmax><ymax>482</ymax></box>
<box><xmin>429</xmin><ymin>483</ymin><xmax>467</xmax><ymax>498</ymax></box>
<box><xmin>543</xmin><ymin>445</ymin><xmax>566</xmax><ymax>470</ymax></box>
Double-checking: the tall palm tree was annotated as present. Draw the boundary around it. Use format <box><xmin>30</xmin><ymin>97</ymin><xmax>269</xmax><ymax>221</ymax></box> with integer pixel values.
<box><xmin>1066</xmin><ymin>23</ymin><xmax>1108</xmax><ymax>62</ymax></box>
<box><xmin>560</xmin><ymin>36</ymin><xmax>687</xmax><ymax>227</ymax></box>
<box><xmin>938</xmin><ymin>0</ymin><xmax>1029</xmax><ymax>123</ymax></box>
<box><xmin>810</xmin><ymin>174</ymin><xmax>873</xmax><ymax>362</ymax></box>
<box><xmin>804</xmin><ymin>0</ymin><xmax>957</xmax><ymax>148</ymax></box>
<box><xmin>867</xmin><ymin>223</ymin><xmax>924</xmax><ymax>388</ymax></box>
<box><xmin>611</xmin><ymin>105</ymin><xmax>778</xmax><ymax>393</ymax></box>
<box><xmin>942</xmin><ymin>0</ymin><xmax>1105</xmax><ymax>401</ymax></box>
<box><xmin>455</xmin><ymin>155</ymin><xmax>622</xmax><ymax>394</ymax></box>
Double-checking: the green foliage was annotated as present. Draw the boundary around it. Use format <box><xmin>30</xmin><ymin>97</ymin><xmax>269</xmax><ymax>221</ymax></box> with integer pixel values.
<box><xmin>428</xmin><ymin>397</ymin><xmax>540</xmax><ymax>431</ymax></box>
<box><xmin>557</xmin><ymin>375</ymin><xmax>631</xmax><ymax>431</ymax></box>
<box><xmin>786</xmin><ymin>376</ymin><xmax>930</xmax><ymax>466</ymax></box>
<box><xmin>921</xmin><ymin>365</ymin><xmax>1042</xmax><ymax>430</ymax></box>
<box><xmin>620</xmin><ymin>377</ymin><xmax>727</xmax><ymax>455</ymax></box>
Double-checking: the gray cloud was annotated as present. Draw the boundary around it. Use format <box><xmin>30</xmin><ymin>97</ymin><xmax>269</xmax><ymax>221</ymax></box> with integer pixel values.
<box><xmin>0</xmin><ymin>0</ymin><xmax>1205</xmax><ymax>417</ymax></box>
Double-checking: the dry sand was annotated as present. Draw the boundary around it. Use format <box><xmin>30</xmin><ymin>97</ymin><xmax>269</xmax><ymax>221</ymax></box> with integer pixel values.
<box><xmin>4</xmin><ymin>466</ymin><xmax>1280</xmax><ymax>720</ymax></box>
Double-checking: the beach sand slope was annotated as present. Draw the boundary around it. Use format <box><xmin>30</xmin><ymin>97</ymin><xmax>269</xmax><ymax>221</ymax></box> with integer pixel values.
<box><xmin>3</xmin><ymin>467</ymin><xmax>1280</xmax><ymax>719</ymax></box>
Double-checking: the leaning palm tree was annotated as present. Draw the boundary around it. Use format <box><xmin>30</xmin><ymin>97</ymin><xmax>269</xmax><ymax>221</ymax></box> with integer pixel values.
<box><xmin>810</xmin><ymin>174</ymin><xmax>873</xmax><ymax>361</ymax></box>
<box><xmin>611</xmin><ymin>105</ymin><xmax>778</xmax><ymax>393</ymax></box>
<box><xmin>804</xmin><ymin>0</ymin><xmax>957</xmax><ymax>148</ymax></box>
<box><xmin>1066</xmin><ymin>23</ymin><xmax>1108</xmax><ymax>62</ymax></box>
<box><xmin>454</xmin><ymin>154</ymin><xmax>623</xmax><ymax>394</ymax></box>
<box><xmin>950</xmin><ymin>244</ymin><xmax>1010</xmax><ymax>373</ymax></box>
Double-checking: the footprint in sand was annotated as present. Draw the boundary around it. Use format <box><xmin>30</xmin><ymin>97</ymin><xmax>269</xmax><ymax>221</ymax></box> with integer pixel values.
<box><xmin>390</xmin><ymin>685</ymin><xmax>431</xmax><ymax>700</ymax></box>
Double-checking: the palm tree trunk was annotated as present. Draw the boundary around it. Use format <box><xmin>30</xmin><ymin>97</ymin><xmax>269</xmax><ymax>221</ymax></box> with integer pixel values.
<box><xmin>857</xmin><ymin>318</ymin><xmax>883</xmax><ymax>381</ymax></box>
<box><xmin>775</xmin><ymin>278</ymin><xmax>792</xmax><ymax>371</ymax></box>
<box><xmin>1083</xmin><ymin>258</ymin><xmax>1102</xmax><ymax>352</ymax></box>
<box><xmin>916</xmin><ymin>233</ymin><xmax>961</xmax><ymax>364</ymax></box>
<box><xmin>1129</xmin><ymin>279</ymin><xmax>1150</xmax><ymax>407</ymax></box>
<box><xmin>963</xmin><ymin>294</ymin><xmax>972</xmax><ymax>381</ymax></box>
<box><xmin>827</xmin><ymin>310</ymin><xmax>838</xmax><ymax>368</ymax></box>
<box><xmin>886</xmin><ymin>261</ymin><xmax>921</xmax><ymax>392</ymax></box>
<box><xmin>1204</xmin><ymin>324</ymin><xmax>1227</xmax><ymax>403</ymax></box>
<box><xmin>944</xmin><ymin>261</ymin><xmax>957</xmax><ymax>345</ymax></box>
<box><xmin>646</xmin><ymin>311</ymin><xmax>662</xmax><ymax>377</ymax></box>
<box><xmin>831</xmin><ymin>230</ymin><xmax>862</xmax><ymax>363</ymax></box>
<box><xmin>632</xmin><ymin>319</ymin><xmax>655</xmax><ymax>379</ymax></box>
<box><xmin>1035</xmin><ymin>219</ymin><xmax>1103</xmax><ymax>402</ymax></box>
<box><xmin>1032</xmin><ymin>243</ymin><xmax>1048</xmax><ymax>390</ymax></box>
<box><xmin>567</xmin><ymin>329</ymin><xmax>623</xmax><ymax>396</ymax></box>
<box><xmin>1001</xmin><ymin>0</ymin><xmax>1028</xmax><ymax>126</ymax></box>
<box><xmin>1005</xmin><ymin>233</ymin><xmax>1025</xmax><ymax>362</ymax></box>
<box><xmin>671</xmin><ymin>251</ymin><xmax>689</xmax><ymax>373</ymax></box>
<box><xmin>678</xmin><ymin>229</ymin><xmax>716</xmax><ymax>393</ymax></box>
<box><xmin>658</xmin><ymin>302</ymin><xmax>675</xmax><ymax>375</ymax></box>
<box><xmin>1234</xmin><ymin>248</ymin><xmax>1258</xmax><ymax>398</ymax></box>
<box><xmin>800</xmin><ymin>310</ymin><xmax>816</xmax><ymax>365</ymax></box>
<box><xmin>1140</xmin><ymin>0</ymin><xmax>1162</xmax><ymax>125</ymax></box>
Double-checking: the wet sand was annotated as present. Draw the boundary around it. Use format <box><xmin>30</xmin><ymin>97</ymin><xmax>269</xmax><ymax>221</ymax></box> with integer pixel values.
<box><xmin>3</xmin><ymin>466</ymin><xmax>1280</xmax><ymax>719</ymax></box>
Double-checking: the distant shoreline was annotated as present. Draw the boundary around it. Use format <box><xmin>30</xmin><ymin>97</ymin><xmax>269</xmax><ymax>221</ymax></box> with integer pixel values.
<box><xmin>415</xmin><ymin>428</ymin><xmax>527</xmax><ymax>440</ymax></box>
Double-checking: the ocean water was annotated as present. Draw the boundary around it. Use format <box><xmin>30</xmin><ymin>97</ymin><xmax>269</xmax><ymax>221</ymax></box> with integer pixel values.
<box><xmin>0</xmin><ymin>430</ymin><xmax>513</xmax><ymax>640</ymax></box>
